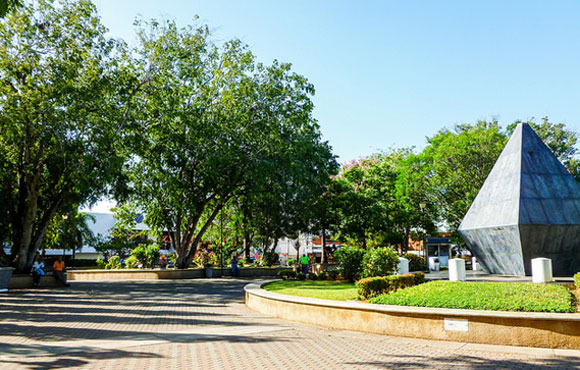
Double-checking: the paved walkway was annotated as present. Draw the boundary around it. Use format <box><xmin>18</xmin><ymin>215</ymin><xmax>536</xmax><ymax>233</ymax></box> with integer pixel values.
<box><xmin>1</xmin><ymin>279</ymin><xmax>580</xmax><ymax>369</ymax></box>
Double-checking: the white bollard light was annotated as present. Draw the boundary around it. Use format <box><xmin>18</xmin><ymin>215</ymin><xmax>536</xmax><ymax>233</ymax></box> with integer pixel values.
<box><xmin>471</xmin><ymin>257</ymin><xmax>478</xmax><ymax>271</ymax></box>
<box><xmin>448</xmin><ymin>258</ymin><xmax>466</xmax><ymax>282</ymax></box>
<box><xmin>532</xmin><ymin>258</ymin><xmax>553</xmax><ymax>283</ymax></box>
<box><xmin>398</xmin><ymin>258</ymin><xmax>409</xmax><ymax>274</ymax></box>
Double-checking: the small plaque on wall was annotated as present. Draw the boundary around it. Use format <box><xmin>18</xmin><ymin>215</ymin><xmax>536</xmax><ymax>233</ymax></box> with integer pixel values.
<box><xmin>444</xmin><ymin>318</ymin><xmax>469</xmax><ymax>332</ymax></box>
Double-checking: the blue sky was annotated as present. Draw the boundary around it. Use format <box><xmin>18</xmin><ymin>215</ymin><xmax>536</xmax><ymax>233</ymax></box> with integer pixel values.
<box><xmin>93</xmin><ymin>0</ymin><xmax>580</xmax><ymax>163</ymax></box>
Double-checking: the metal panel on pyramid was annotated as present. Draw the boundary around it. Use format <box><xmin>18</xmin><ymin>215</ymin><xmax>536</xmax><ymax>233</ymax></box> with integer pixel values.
<box><xmin>458</xmin><ymin>123</ymin><xmax>580</xmax><ymax>276</ymax></box>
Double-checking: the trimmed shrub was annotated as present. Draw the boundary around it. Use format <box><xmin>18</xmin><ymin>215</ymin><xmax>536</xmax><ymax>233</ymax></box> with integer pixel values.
<box><xmin>327</xmin><ymin>270</ymin><xmax>339</xmax><ymax>280</ymax></box>
<box><xmin>307</xmin><ymin>272</ymin><xmax>318</xmax><ymax>280</ymax></box>
<box><xmin>296</xmin><ymin>272</ymin><xmax>306</xmax><ymax>280</ymax></box>
<box><xmin>361</xmin><ymin>247</ymin><xmax>399</xmax><ymax>278</ymax></box>
<box><xmin>403</xmin><ymin>253</ymin><xmax>427</xmax><ymax>271</ymax></box>
<box><xmin>575</xmin><ymin>272</ymin><xmax>580</xmax><ymax>290</ymax></box>
<box><xmin>287</xmin><ymin>270</ymin><xmax>297</xmax><ymax>279</ymax></box>
<box><xmin>369</xmin><ymin>281</ymin><xmax>575</xmax><ymax>313</ymax></box>
<box><xmin>357</xmin><ymin>272</ymin><xmax>425</xmax><ymax>299</ymax></box>
<box><xmin>96</xmin><ymin>257</ymin><xmax>105</xmax><ymax>269</ymax></box>
<box><xmin>334</xmin><ymin>246</ymin><xmax>366</xmax><ymax>282</ymax></box>
<box><xmin>317</xmin><ymin>271</ymin><xmax>328</xmax><ymax>280</ymax></box>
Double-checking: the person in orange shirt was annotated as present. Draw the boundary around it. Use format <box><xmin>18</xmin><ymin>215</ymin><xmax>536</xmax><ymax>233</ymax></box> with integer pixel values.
<box><xmin>53</xmin><ymin>256</ymin><xmax>70</xmax><ymax>287</ymax></box>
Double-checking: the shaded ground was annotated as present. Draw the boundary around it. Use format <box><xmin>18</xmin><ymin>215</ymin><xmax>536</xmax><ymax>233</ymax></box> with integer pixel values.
<box><xmin>1</xmin><ymin>279</ymin><xmax>580</xmax><ymax>369</ymax></box>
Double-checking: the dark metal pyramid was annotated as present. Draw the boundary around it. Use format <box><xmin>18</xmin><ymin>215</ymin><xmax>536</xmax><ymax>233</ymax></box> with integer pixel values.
<box><xmin>458</xmin><ymin>123</ymin><xmax>580</xmax><ymax>276</ymax></box>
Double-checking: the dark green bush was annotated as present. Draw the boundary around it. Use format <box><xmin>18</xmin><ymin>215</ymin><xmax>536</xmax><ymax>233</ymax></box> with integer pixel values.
<box><xmin>317</xmin><ymin>271</ymin><xmax>328</xmax><ymax>280</ymax></box>
<box><xmin>369</xmin><ymin>281</ymin><xmax>575</xmax><ymax>313</ymax></box>
<box><xmin>334</xmin><ymin>246</ymin><xmax>366</xmax><ymax>282</ymax></box>
<box><xmin>362</xmin><ymin>247</ymin><xmax>399</xmax><ymax>278</ymax></box>
<box><xmin>357</xmin><ymin>273</ymin><xmax>425</xmax><ymax>299</ymax></box>
<box><xmin>403</xmin><ymin>253</ymin><xmax>427</xmax><ymax>271</ymax></box>
<box><xmin>287</xmin><ymin>270</ymin><xmax>297</xmax><ymax>279</ymax></box>
<box><xmin>296</xmin><ymin>272</ymin><xmax>306</xmax><ymax>280</ymax></box>
<box><xmin>307</xmin><ymin>272</ymin><xmax>318</xmax><ymax>280</ymax></box>
<box><xmin>277</xmin><ymin>269</ymin><xmax>293</xmax><ymax>280</ymax></box>
<box><xmin>327</xmin><ymin>270</ymin><xmax>339</xmax><ymax>280</ymax></box>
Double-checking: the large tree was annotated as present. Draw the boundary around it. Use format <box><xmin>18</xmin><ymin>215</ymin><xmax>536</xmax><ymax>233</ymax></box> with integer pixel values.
<box><xmin>127</xmin><ymin>19</ymin><xmax>334</xmax><ymax>269</ymax></box>
<box><xmin>0</xmin><ymin>0</ymin><xmax>133</xmax><ymax>272</ymax></box>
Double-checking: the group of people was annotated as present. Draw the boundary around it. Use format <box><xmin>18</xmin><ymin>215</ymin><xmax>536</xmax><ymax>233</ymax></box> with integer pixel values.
<box><xmin>31</xmin><ymin>255</ymin><xmax>70</xmax><ymax>287</ymax></box>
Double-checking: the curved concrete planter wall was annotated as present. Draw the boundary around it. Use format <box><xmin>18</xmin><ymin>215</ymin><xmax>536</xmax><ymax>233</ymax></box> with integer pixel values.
<box><xmin>245</xmin><ymin>281</ymin><xmax>580</xmax><ymax>350</ymax></box>
<box><xmin>66</xmin><ymin>267</ymin><xmax>284</xmax><ymax>281</ymax></box>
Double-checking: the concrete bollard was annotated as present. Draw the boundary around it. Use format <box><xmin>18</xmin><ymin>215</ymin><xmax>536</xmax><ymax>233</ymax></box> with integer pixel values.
<box><xmin>397</xmin><ymin>258</ymin><xmax>409</xmax><ymax>274</ymax></box>
<box><xmin>471</xmin><ymin>257</ymin><xmax>478</xmax><ymax>271</ymax></box>
<box><xmin>531</xmin><ymin>258</ymin><xmax>553</xmax><ymax>283</ymax></box>
<box><xmin>448</xmin><ymin>258</ymin><xmax>466</xmax><ymax>282</ymax></box>
<box><xmin>428</xmin><ymin>257</ymin><xmax>440</xmax><ymax>271</ymax></box>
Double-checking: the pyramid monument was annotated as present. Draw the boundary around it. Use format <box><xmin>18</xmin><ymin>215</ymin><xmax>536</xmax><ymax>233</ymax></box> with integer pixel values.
<box><xmin>458</xmin><ymin>123</ymin><xmax>580</xmax><ymax>276</ymax></box>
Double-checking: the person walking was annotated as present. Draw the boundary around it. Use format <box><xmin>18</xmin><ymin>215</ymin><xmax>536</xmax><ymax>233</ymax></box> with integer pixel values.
<box><xmin>53</xmin><ymin>256</ymin><xmax>70</xmax><ymax>287</ymax></box>
<box><xmin>231</xmin><ymin>255</ymin><xmax>240</xmax><ymax>277</ymax></box>
<box><xmin>32</xmin><ymin>256</ymin><xmax>45</xmax><ymax>287</ymax></box>
<box><xmin>300</xmin><ymin>253</ymin><xmax>310</xmax><ymax>274</ymax></box>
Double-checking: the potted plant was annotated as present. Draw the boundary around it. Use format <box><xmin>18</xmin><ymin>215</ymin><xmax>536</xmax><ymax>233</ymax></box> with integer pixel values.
<box><xmin>0</xmin><ymin>264</ymin><xmax>15</xmax><ymax>292</ymax></box>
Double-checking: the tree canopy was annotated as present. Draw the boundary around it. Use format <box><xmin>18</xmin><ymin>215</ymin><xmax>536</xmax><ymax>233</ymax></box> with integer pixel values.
<box><xmin>0</xmin><ymin>0</ymin><xmax>133</xmax><ymax>272</ymax></box>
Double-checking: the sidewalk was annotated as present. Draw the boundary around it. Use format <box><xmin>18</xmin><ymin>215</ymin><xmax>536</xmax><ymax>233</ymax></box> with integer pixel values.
<box><xmin>1</xmin><ymin>279</ymin><xmax>579</xmax><ymax>369</ymax></box>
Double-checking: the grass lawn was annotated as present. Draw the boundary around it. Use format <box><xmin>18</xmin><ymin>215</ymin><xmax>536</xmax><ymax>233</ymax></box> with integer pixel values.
<box><xmin>369</xmin><ymin>281</ymin><xmax>576</xmax><ymax>313</ymax></box>
<box><xmin>264</xmin><ymin>280</ymin><xmax>358</xmax><ymax>301</ymax></box>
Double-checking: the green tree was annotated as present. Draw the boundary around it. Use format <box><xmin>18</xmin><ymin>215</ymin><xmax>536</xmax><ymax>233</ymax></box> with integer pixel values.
<box><xmin>419</xmin><ymin>121</ymin><xmax>507</xmax><ymax>233</ymax></box>
<box><xmin>43</xmin><ymin>210</ymin><xmax>96</xmax><ymax>260</ymax></box>
<box><xmin>127</xmin><ymin>19</ymin><xmax>332</xmax><ymax>269</ymax></box>
<box><xmin>0</xmin><ymin>0</ymin><xmax>20</xmax><ymax>17</ymax></box>
<box><xmin>0</xmin><ymin>0</ymin><xmax>133</xmax><ymax>273</ymax></box>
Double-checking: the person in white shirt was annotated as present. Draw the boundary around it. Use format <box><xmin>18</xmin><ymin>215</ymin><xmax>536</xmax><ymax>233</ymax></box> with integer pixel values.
<box><xmin>32</xmin><ymin>257</ymin><xmax>45</xmax><ymax>287</ymax></box>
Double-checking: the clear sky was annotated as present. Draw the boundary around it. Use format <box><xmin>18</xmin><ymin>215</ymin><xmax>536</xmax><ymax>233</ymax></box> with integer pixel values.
<box><xmin>92</xmin><ymin>0</ymin><xmax>580</xmax><ymax>163</ymax></box>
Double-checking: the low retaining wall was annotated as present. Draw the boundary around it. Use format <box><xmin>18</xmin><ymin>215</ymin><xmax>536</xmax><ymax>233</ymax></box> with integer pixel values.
<box><xmin>245</xmin><ymin>281</ymin><xmax>580</xmax><ymax>350</ymax></box>
<box><xmin>9</xmin><ymin>273</ymin><xmax>65</xmax><ymax>289</ymax></box>
<box><xmin>67</xmin><ymin>267</ymin><xmax>284</xmax><ymax>281</ymax></box>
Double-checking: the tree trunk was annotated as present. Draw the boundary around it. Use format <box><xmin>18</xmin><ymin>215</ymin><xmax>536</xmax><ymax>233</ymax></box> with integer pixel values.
<box><xmin>243</xmin><ymin>231</ymin><xmax>251</xmax><ymax>263</ymax></box>
<box><xmin>321</xmin><ymin>228</ymin><xmax>327</xmax><ymax>264</ymax></box>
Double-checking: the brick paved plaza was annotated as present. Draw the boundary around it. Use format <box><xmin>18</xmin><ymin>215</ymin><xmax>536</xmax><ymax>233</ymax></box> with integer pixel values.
<box><xmin>1</xmin><ymin>279</ymin><xmax>580</xmax><ymax>369</ymax></box>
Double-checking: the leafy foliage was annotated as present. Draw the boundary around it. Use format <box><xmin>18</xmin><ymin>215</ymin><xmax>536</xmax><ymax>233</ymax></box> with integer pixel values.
<box><xmin>369</xmin><ymin>281</ymin><xmax>575</xmax><ymax>313</ymax></box>
<box><xmin>105</xmin><ymin>255</ymin><xmax>122</xmax><ymax>270</ymax></box>
<box><xmin>0</xmin><ymin>0</ymin><xmax>133</xmax><ymax>272</ymax></box>
<box><xmin>361</xmin><ymin>247</ymin><xmax>399</xmax><ymax>278</ymax></box>
<box><xmin>129</xmin><ymin>244</ymin><xmax>160</xmax><ymax>269</ymax></box>
<box><xmin>333</xmin><ymin>246</ymin><xmax>366</xmax><ymax>282</ymax></box>
<box><xmin>403</xmin><ymin>253</ymin><xmax>427</xmax><ymax>271</ymax></box>
<box><xmin>575</xmin><ymin>272</ymin><xmax>580</xmax><ymax>290</ymax></box>
<box><xmin>126</xmin><ymin>18</ymin><xmax>335</xmax><ymax>270</ymax></box>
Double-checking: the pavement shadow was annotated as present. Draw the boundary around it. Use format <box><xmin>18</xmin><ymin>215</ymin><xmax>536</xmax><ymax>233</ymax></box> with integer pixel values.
<box><xmin>347</xmin><ymin>353</ymin><xmax>580</xmax><ymax>369</ymax></box>
<box><xmin>0</xmin><ymin>278</ymin><xmax>272</xmax><ymax>342</ymax></box>
<box><xmin>0</xmin><ymin>343</ymin><xmax>160</xmax><ymax>370</ymax></box>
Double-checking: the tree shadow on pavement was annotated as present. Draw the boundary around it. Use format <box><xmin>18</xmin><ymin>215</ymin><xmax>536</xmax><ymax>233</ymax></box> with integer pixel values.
<box><xmin>346</xmin><ymin>353</ymin><xmax>580</xmax><ymax>369</ymax></box>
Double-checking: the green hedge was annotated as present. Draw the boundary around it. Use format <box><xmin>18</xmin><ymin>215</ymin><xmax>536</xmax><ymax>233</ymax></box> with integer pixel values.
<box><xmin>575</xmin><ymin>272</ymin><xmax>580</xmax><ymax>290</ymax></box>
<box><xmin>357</xmin><ymin>272</ymin><xmax>425</xmax><ymax>299</ymax></box>
<box><xmin>369</xmin><ymin>281</ymin><xmax>575</xmax><ymax>313</ymax></box>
